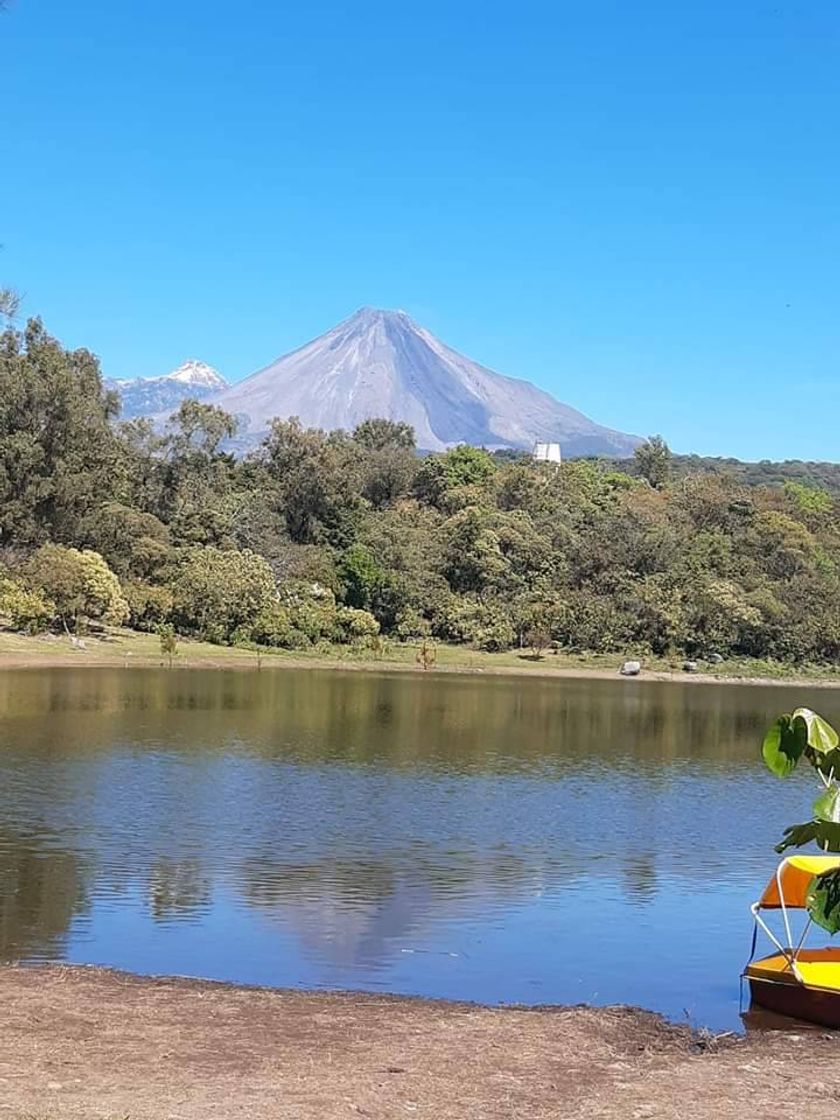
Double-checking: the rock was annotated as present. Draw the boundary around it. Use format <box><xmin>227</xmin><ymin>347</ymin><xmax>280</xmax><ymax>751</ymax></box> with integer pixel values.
<box><xmin>620</xmin><ymin>660</ymin><xmax>641</xmax><ymax>676</ymax></box>
<box><xmin>683</xmin><ymin>661</ymin><xmax>699</xmax><ymax>673</ymax></box>
<box><xmin>706</xmin><ymin>652</ymin><xmax>724</xmax><ymax>664</ymax></box>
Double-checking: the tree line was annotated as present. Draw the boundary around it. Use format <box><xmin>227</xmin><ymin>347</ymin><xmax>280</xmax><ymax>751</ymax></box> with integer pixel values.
<box><xmin>1</xmin><ymin>317</ymin><xmax>839</xmax><ymax>666</ymax></box>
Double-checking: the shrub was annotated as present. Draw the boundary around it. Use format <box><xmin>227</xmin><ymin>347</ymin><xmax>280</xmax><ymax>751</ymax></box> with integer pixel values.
<box><xmin>26</xmin><ymin>544</ymin><xmax>129</xmax><ymax>628</ymax></box>
<box><xmin>434</xmin><ymin>597</ymin><xmax>516</xmax><ymax>652</ymax></box>
<box><xmin>123</xmin><ymin>581</ymin><xmax>174</xmax><ymax>631</ymax></box>
<box><xmin>0</xmin><ymin>577</ymin><xmax>54</xmax><ymax>633</ymax></box>
<box><xmin>157</xmin><ymin>622</ymin><xmax>178</xmax><ymax>666</ymax></box>
<box><xmin>171</xmin><ymin>547</ymin><xmax>277</xmax><ymax>643</ymax></box>
<box><xmin>249</xmin><ymin>602</ymin><xmax>293</xmax><ymax>647</ymax></box>
<box><xmin>335</xmin><ymin>606</ymin><xmax>380</xmax><ymax>646</ymax></box>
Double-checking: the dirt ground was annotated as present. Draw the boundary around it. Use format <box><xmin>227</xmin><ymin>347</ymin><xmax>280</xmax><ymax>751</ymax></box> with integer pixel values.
<box><xmin>2</xmin><ymin>625</ymin><xmax>840</xmax><ymax>690</ymax></box>
<box><xmin>0</xmin><ymin>966</ymin><xmax>838</xmax><ymax>1120</ymax></box>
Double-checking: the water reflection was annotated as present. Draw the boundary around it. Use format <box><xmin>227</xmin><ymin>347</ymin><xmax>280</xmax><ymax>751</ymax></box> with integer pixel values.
<box><xmin>147</xmin><ymin>857</ymin><xmax>211</xmax><ymax>923</ymax></box>
<box><xmin>0</xmin><ymin>667</ymin><xmax>833</xmax><ymax>1029</ymax></box>
<box><xmin>0</xmin><ymin>824</ymin><xmax>89</xmax><ymax>960</ymax></box>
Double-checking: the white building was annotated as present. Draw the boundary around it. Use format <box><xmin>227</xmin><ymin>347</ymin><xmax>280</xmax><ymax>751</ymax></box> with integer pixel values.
<box><xmin>532</xmin><ymin>442</ymin><xmax>562</xmax><ymax>465</ymax></box>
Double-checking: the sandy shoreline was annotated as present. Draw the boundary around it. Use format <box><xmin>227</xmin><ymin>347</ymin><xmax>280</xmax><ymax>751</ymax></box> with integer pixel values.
<box><xmin>0</xmin><ymin>964</ymin><xmax>836</xmax><ymax>1119</ymax></box>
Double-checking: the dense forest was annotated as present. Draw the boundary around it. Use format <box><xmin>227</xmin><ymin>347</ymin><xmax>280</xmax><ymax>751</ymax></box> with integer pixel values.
<box><xmin>1</xmin><ymin>318</ymin><xmax>839</xmax><ymax>667</ymax></box>
<box><xmin>618</xmin><ymin>453</ymin><xmax>840</xmax><ymax>498</ymax></box>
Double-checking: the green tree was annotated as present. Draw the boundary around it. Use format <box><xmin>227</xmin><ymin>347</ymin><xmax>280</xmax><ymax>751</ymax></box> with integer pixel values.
<box><xmin>353</xmin><ymin>418</ymin><xmax>415</xmax><ymax>451</ymax></box>
<box><xmin>283</xmin><ymin>583</ymin><xmax>339</xmax><ymax>645</ymax></box>
<box><xmin>171</xmin><ymin>547</ymin><xmax>277</xmax><ymax>643</ymax></box>
<box><xmin>634</xmin><ymin>435</ymin><xmax>672</xmax><ymax>490</ymax></box>
<box><xmin>78</xmin><ymin>501</ymin><xmax>170</xmax><ymax>579</ymax></box>
<box><xmin>0</xmin><ymin>577</ymin><xmax>54</xmax><ymax>633</ymax></box>
<box><xmin>157</xmin><ymin>622</ymin><xmax>178</xmax><ymax>667</ymax></box>
<box><xmin>784</xmin><ymin>480</ymin><xmax>833</xmax><ymax>522</ymax></box>
<box><xmin>339</xmin><ymin>543</ymin><xmax>386</xmax><ymax>611</ymax></box>
<box><xmin>434</xmin><ymin>596</ymin><xmax>516</xmax><ymax>651</ymax></box>
<box><xmin>123</xmin><ymin>581</ymin><xmax>174</xmax><ymax>632</ymax></box>
<box><xmin>335</xmin><ymin>605</ymin><xmax>381</xmax><ymax>645</ymax></box>
<box><xmin>353</xmin><ymin>422</ymin><xmax>418</xmax><ymax>509</ymax></box>
<box><xmin>260</xmin><ymin>418</ymin><xmax>361</xmax><ymax>546</ymax></box>
<box><xmin>414</xmin><ymin>445</ymin><xmax>496</xmax><ymax>508</ymax></box>
<box><xmin>0</xmin><ymin>319</ymin><xmax>122</xmax><ymax>544</ymax></box>
<box><xmin>159</xmin><ymin>401</ymin><xmax>240</xmax><ymax>546</ymax></box>
<box><xmin>439</xmin><ymin>507</ymin><xmax>508</xmax><ymax>594</ymax></box>
<box><xmin>248</xmin><ymin>601</ymin><xmax>293</xmax><ymax>647</ymax></box>
<box><xmin>25</xmin><ymin>545</ymin><xmax>129</xmax><ymax>629</ymax></box>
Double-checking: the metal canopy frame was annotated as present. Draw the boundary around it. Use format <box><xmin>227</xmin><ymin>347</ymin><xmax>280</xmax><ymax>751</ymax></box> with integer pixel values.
<box><xmin>748</xmin><ymin>857</ymin><xmax>821</xmax><ymax>983</ymax></box>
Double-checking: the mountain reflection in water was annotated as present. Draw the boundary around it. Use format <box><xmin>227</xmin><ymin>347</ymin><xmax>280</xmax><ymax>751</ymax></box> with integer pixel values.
<box><xmin>0</xmin><ymin>667</ymin><xmax>832</xmax><ymax>1030</ymax></box>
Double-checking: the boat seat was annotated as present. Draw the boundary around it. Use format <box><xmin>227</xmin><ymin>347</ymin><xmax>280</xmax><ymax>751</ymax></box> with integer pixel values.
<box><xmin>747</xmin><ymin>949</ymin><xmax>840</xmax><ymax>992</ymax></box>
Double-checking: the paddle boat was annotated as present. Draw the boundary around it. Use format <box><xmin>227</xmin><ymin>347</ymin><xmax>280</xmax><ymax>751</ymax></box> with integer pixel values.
<box><xmin>745</xmin><ymin>854</ymin><xmax>840</xmax><ymax>1027</ymax></box>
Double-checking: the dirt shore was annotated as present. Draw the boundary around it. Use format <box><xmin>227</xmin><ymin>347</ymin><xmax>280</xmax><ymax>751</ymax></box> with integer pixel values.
<box><xmin>0</xmin><ymin>966</ymin><xmax>838</xmax><ymax>1120</ymax></box>
<box><xmin>0</xmin><ymin>629</ymin><xmax>839</xmax><ymax>690</ymax></box>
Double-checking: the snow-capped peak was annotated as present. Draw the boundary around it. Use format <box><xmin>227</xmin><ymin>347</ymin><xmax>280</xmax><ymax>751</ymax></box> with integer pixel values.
<box><xmin>105</xmin><ymin>359</ymin><xmax>228</xmax><ymax>420</ymax></box>
<box><xmin>165</xmin><ymin>360</ymin><xmax>227</xmax><ymax>389</ymax></box>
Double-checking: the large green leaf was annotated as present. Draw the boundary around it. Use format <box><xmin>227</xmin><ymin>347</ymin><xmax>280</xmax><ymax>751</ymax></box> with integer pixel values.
<box><xmin>775</xmin><ymin>821</ymin><xmax>820</xmax><ymax>852</ymax></box>
<box><xmin>792</xmin><ymin>708</ymin><xmax>839</xmax><ymax>756</ymax></box>
<box><xmin>807</xmin><ymin>868</ymin><xmax>840</xmax><ymax>934</ymax></box>
<box><xmin>774</xmin><ymin>819</ymin><xmax>840</xmax><ymax>853</ymax></box>
<box><xmin>815</xmin><ymin>786</ymin><xmax>840</xmax><ymax>824</ymax></box>
<box><xmin>763</xmin><ymin>715</ymin><xmax>807</xmax><ymax>777</ymax></box>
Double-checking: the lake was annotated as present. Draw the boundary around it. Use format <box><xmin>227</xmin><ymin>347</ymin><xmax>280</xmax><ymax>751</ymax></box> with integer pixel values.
<box><xmin>0</xmin><ymin>666</ymin><xmax>832</xmax><ymax>1031</ymax></box>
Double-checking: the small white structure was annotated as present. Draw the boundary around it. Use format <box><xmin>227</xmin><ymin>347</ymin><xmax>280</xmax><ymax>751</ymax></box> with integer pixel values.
<box><xmin>533</xmin><ymin>442</ymin><xmax>562</xmax><ymax>465</ymax></box>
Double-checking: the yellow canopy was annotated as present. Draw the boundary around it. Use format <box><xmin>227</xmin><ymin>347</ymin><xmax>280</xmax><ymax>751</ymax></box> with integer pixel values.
<box><xmin>758</xmin><ymin>855</ymin><xmax>840</xmax><ymax>909</ymax></box>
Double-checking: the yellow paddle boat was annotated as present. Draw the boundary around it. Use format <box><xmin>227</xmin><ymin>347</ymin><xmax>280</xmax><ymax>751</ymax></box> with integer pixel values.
<box><xmin>745</xmin><ymin>854</ymin><xmax>840</xmax><ymax>1027</ymax></box>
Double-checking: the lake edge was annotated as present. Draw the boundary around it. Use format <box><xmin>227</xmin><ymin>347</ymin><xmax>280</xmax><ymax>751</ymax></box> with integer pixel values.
<box><xmin>1</xmin><ymin>631</ymin><xmax>839</xmax><ymax>690</ymax></box>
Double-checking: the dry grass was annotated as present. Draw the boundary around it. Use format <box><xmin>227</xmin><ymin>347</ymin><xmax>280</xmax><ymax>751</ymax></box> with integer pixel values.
<box><xmin>0</xmin><ymin>966</ymin><xmax>839</xmax><ymax>1119</ymax></box>
<box><xmin>0</xmin><ymin>628</ymin><xmax>838</xmax><ymax>689</ymax></box>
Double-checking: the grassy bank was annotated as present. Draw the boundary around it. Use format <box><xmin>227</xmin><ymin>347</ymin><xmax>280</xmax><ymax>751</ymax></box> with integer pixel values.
<box><xmin>1</xmin><ymin>964</ymin><xmax>836</xmax><ymax>1120</ymax></box>
<box><xmin>0</xmin><ymin>626</ymin><xmax>838</xmax><ymax>688</ymax></box>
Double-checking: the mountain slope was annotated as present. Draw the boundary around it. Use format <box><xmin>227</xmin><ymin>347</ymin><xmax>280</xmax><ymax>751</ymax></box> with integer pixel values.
<box><xmin>211</xmin><ymin>308</ymin><xmax>639</xmax><ymax>456</ymax></box>
<box><xmin>107</xmin><ymin>360</ymin><xmax>227</xmax><ymax>420</ymax></box>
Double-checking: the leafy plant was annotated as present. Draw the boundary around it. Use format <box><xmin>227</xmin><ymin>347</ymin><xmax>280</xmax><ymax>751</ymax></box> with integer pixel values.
<box><xmin>762</xmin><ymin>708</ymin><xmax>840</xmax><ymax>780</ymax></box>
<box><xmin>0</xmin><ymin>577</ymin><xmax>54</xmax><ymax>633</ymax></box>
<box><xmin>806</xmin><ymin>867</ymin><xmax>840</xmax><ymax>934</ymax></box>
<box><xmin>763</xmin><ymin>707</ymin><xmax>840</xmax><ymax>932</ymax></box>
<box><xmin>157</xmin><ymin>623</ymin><xmax>178</xmax><ymax>668</ymax></box>
<box><xmin>26</xmin><ymin>545</ymin><xmax>129</xmax><ymax>629</ymax></box>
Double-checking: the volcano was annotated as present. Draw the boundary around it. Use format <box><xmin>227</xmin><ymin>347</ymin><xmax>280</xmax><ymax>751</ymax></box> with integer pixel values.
<box><xmin>211</xmin><ymin>308</ymin><xmax>639</xmax><ymax>456</ymax></box>
<box><xmin>108</xmin><ymin>360</ymin><xmax>227</xmax><ymax>420</ymax></box>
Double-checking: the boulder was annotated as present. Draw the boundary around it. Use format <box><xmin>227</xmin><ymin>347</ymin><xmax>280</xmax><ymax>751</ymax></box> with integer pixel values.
<box><xmin>620</xmin><ymin>660</ymin><xmax>641</xmax><ymax>677</ymax></box>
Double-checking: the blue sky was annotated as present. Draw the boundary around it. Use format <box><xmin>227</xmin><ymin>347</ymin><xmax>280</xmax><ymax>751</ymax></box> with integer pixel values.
<box><xmin>2</xmin><ymin>0</ymin><xmax>838</xmax><ymax>459</ymax></box>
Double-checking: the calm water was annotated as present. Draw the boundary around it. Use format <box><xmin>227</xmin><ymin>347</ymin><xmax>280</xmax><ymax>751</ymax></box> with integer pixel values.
<box><xmin>0</xmin><ymin>666</ymin><xmax>832</xmax><ymax>1031</ymax></box>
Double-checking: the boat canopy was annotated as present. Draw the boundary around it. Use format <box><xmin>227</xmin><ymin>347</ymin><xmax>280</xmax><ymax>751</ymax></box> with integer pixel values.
<box><xmin>757</xmin><ymin>855</ymin><xmax>840</xmax><ymax>910</ymax></box>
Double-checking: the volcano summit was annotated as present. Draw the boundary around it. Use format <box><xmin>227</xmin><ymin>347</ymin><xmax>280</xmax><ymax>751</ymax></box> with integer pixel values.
<box><xmin>154</xmin><ymin>309</ymin><xmax>639</xmax><ymax>456</ymax></box>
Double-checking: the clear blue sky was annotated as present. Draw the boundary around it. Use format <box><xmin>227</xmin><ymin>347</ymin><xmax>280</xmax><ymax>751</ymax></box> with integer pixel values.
<box><xmin>2</xmin><ymin>1</ymin><xmax>838</xmax><ymax>459</ymax></box>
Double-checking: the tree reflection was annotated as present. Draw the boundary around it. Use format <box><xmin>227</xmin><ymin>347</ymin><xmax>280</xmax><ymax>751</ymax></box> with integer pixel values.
<box><xmin>0</xmin><ymin>665</ymin><xmax>829</xmax><ymax>775</ymax></box>
<box><xmin>0</xmin><ymin>666</ymin><xmax>826</xmax><ymax>984</ymax></box>
<box><xmin>0</xmin><ymin>826</ymin><xmax>88</xmax><ymax>960</ymax></box>
<box><xmin>148</xmin><ymin>856</ymin><xmax>211</xmax><ymax>921</ymax></box>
